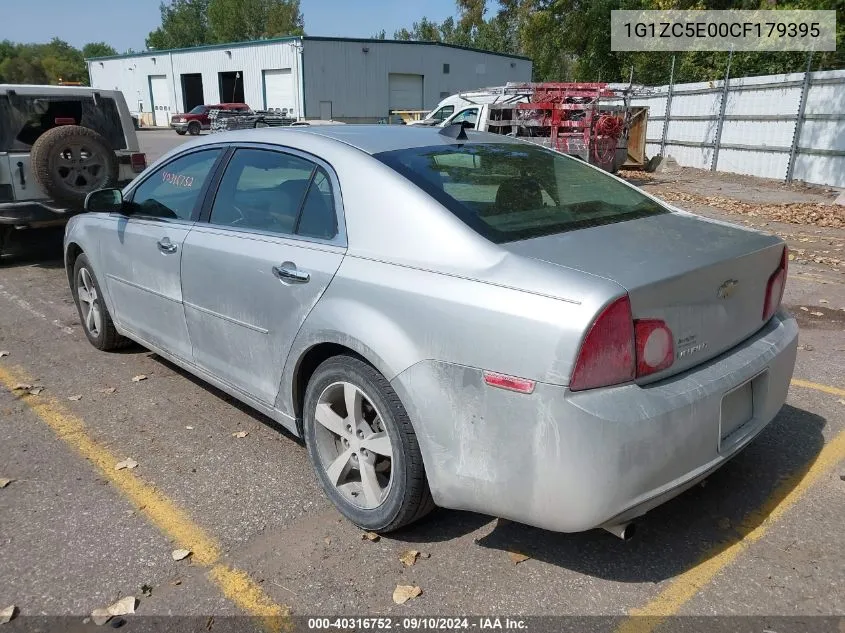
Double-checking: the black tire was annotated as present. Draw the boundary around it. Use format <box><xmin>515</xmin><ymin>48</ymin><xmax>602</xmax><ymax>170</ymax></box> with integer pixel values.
<box><xmin>30</xmin><ymin>125</ymin><xmax>118</xmax><ymax>207</ymax></box>
<box><xmin>71</xmin><ymin>253</ymin><xmax>130</xmax><ymax>351</ymax></box>
<box><xmin>187</xmin><ymin>121</ymin><xmax>201</xmax><ymax>136</ymax></box>
<box><xmin>175</xmin><ymin>130</ymin><xmax>187</xmax><ymax>136</ymax></box>
<box><xmin>303</xmin><ymin>355</ymin><xmax>435</xmax><ymax>532</ymax></box>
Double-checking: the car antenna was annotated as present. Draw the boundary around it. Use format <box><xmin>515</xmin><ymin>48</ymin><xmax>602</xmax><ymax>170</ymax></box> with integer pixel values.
<box><xmin>439</xmin><ymin>123</ymin><xmax>468</xmax><ymax>141</ymax></box>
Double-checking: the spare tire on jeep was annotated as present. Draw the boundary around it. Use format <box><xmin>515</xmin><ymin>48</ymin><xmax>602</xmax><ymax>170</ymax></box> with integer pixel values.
<box><xmin>30</xmin><ymin>125</ymin><xmax>119</xmax><ymax>207</ymax></box>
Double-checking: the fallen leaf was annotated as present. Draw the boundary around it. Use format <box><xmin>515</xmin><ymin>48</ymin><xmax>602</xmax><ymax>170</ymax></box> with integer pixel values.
<box><xmin>114</xmin><ymin>458</ymin><xmax>138</xmax><ymax>471</ymax></box>
<box><xmin>12</xmin><ymin>383</ymin><xmax>32</xmax><ymax>391</ymax></box>
<box><xmin>399</xmin><ymin>549</ymin><xmax>420</xmax><ymax>567</ymax></box>
<box><xmin>819</xmin><ymin>299</ymin><xmax>829</xmax><ymax>304</ymax></box>
<box><xmin>0</xmin><ymin>478</ymin><xmax>12</xmax><ymax>489</ymax></box>
<box><xmin>171</xmin><ymin>579</ymin><xmax>182</xmax><ymax>586</ymax></box>
<box><xmin>185</xmin><ymin>426</ymin><xmax>194</xmax><ymax>430</ymax></box>
<box><xmin>361</xmin><ymin>532</ymin><xmax>380</xmax><ymax>542</ymax></box>
<box><xmin>132</xmin><ymin>374</ymin><xmax>148</xmax><ymax>382</ymax></box>
<box><xmin>28</xmin><ymin>387</ymin><xmax>44</xmax><ymax>396</ymax></box>
<box><xmin>68</xmin><ymin>394</ymin><xmax>82</xmax><ymax>401</ymax></box>
<box><xmin>810</xmin><ymin>311</ymin><xmax>824</xmax><ymax>317</ymax></box>
<box><xmin>232</xmin><ymin>431</ymin><xmax>249</xmax><ymax>438</ymax></box>
<box><xmin>0</xmin><ymin>351</ymin><xmax>9</xmax><ymax>358</ymax></box>
<box><xmin>421</xmin><ymin>552</ymin><xmax>431</xmax><ymax>559</ymax></box>
<box><xmin>107</xmin><ymin>596</ymin><xmax>136</xmax><ymax>617</ymax></box>
<box><xmin>0</xmin><ymin>605</ymin><xmax>16</xmax><ymax>624</ymax></box>
<box><xmin>799</xmin><ymin>306</ymin><xmax>809</xmax><ymax>312</ymax></box>
<box><xmin>797</xmin><ymin>344</ymin><xmax>814</xmax><ymax>351</ymax></box>
<box><xmin>141</xmin><ymin>584</ymin><xmax>153</xmax><ymax>597</ymax></box>
<box><xmin>91</xmin><ymin>608</ymin><xmax>111</xmax><ymax>626</ymax></box>
<box><xmin>99</xmin><ymin>387</ymin><xmax>117</xmax><ymax>394</ymax></box>
<box><xmin>392</xmin><ymin>584</ymin><xmax>422</xmax><ymax>604</ymax></box>
<box><xmin>717</xmin><ymin>517</ymin><xmax>732</xmax><ymax>530</ymax></box>
<box><xmin>508</xmin><ymin>552</ymin><xmax>530</xmax><ymax>565</ymax></box>
<box><xmin>171</xmin><ymin>548</ymin><xmax>191</xmax><ymax>561</ymax></box>
<box><xmin>837</xmin><ymin>399</ymin><xmax>845</xmax><ymax>405</ymax></box>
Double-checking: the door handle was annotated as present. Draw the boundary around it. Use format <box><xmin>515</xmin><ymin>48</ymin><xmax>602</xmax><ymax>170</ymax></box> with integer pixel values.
<box><xmin>157</xmin><ymin>237</ymin><xmax>178</xmax><ymax>254</ymax></box>
<box><xmin>16</xmin><ymin>162</ymin><xmax>25</xmax><ymax>188</ymax></box>
<box><xmin>272</xmin><ymin>262</ymin><xmax>310</xmax><ymax>283</ymax></box>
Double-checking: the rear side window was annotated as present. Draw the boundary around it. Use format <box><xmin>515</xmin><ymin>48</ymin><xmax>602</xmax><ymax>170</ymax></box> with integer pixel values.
<box><xmin>209</xmin><ymin>148</ymin><xmax>337</xmax><ymax>240</ymax></box>
<box><xmin>0</xmin><ymin>94</ymin><xmax>126</xmax><ymax>151</ymax></box>
<box><xmin>129</xmin><ymin>149</ymin><xmax>222</xmax><ymax>220</ymax></box>
<box><xmin>374</xmin><ymin>143</ymin><xmax>668</xmax><ymax>244</ymax></box>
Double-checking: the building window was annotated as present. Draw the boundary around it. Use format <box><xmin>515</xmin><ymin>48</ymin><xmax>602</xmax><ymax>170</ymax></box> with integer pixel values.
<box><xmin>443</xmin><ymin>63</ymin><xmax>450</xmax><ymax>74</ymax></box>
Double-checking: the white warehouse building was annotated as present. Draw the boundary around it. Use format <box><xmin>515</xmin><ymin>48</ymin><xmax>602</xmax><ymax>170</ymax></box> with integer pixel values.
<box><xmin>87</xmin><ymin>36</ymin><xmax>533</xmax><ymax>126</ymax></box>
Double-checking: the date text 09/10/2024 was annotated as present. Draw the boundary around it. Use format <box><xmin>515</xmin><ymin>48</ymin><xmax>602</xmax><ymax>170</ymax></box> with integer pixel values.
<box><xmin>307</xmin><ymin>617</ymin><xmax>527</xmax><ymax>630</ymax></box>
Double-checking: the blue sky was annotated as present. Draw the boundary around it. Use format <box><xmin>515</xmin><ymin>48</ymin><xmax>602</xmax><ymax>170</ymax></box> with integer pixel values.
<box><xmin>1</xmin><ymin>0</ymin><xmax>461</xmax><ymax>51</ymax></box>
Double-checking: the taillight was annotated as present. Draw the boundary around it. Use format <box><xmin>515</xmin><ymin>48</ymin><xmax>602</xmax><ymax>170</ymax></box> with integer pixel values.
<box><xmin>130</xmin><ymin>153</ymin><xmax>147</xmax><ymax>173</ymax></box>
<box><xmin>483</xmin><ymin>371</ymin><xmax>535</xmax><ymax>394</ymax></box>
<box><xmin>635</xmin><ymin>320</ymin><xmax>674</xmax><ymax>377</ymax></box>
<box><xmin>570</xmin><ymin>296</ymin><xmax>677</xmax><ymax>391</ymax></box>
<box><xmin>570</xmin><ymin>296</ymin><xmax>635</xmax><ymax>392</ymax></box>
<box><xmin>762</xmin><ymin>246</ymin><xmax>788</xmax><ymax>321</ymax></box>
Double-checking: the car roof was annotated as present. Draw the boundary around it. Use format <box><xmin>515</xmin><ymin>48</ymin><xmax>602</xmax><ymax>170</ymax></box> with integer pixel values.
<box><xmin>282</xmin><ymin>124</ymin><xmax>523</xmax><ymax>154</ymax></box>
<box><xmin>0</xmin><ymin>84</ymin><xmax>122</xmax><ymax>98</ymax></box>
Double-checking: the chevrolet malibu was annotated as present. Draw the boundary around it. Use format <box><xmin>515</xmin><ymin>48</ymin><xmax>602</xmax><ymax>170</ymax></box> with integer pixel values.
<box><xmin>64</xmin><ymin>126</ymin><xmax>798</xmax><ymax>537</ymax></box>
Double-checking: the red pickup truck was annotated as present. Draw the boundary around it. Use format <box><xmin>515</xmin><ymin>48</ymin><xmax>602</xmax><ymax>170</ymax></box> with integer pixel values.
<box><xmin>171</xmin><ymin>103</ymin><xmax>251</xmax><ymax>135</ymax></box>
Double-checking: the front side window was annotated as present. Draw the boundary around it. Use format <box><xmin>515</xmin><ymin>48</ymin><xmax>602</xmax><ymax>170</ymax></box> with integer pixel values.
<box><xmin>374</xmin><ymin>143</ymin><xmax>668</xmax><ymax>244</ymax></box>
<box><xmin>431</xmin><ymin>105</ymin><xmax>454</xmax><ymax>122</ymax></box>
<box><xmin>209</xmin><ymin>148</ymin><xmax>337</xmax><ymax>239</ymax></box>
<box><xmin>451</xmin><ymin>108</ymin><xmax>478</xmax><ymax>126</ymax></box>
<box><xmin>188</xmin><ymin>105</ymin><xmax>207</xmax><ymax>115</ymax></box>
<box><xmin>129</xmin><ymin>148</ymin><xmax>222</xmax><ymax>220</ymax></box>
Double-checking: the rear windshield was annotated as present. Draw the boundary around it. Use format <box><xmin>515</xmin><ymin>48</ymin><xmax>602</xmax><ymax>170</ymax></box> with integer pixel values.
<box><xmin>374</xmin><ymin>143</ymin><xmax>668</xmax><ymax>244</ymax></box>
<box><xmin>0</xmin><ymin>94</ymin><xmax>126</xmax><ymax>152</ymax></box>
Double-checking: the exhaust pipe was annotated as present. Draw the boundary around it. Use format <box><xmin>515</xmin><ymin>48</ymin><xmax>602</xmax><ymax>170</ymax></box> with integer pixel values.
<box><xmin>603</xmin><ymin>522</ymin><xmax>636</xmax><ymax>541</ymax></box>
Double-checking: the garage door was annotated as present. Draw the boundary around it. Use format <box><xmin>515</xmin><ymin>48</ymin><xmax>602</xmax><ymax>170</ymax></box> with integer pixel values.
<box><xmin>388</xmin><ymin>74</ymin><xmax>423</xmax><ymax>112</ymax></box>
<box><xmin>263</xmin><ymin>68</ymin><xmax>295</xmax><ymax>115</ymax></box>
<box><xmin>149</xmin><ymin>75</ymin><xmax>171</xmax><ymax>127</ymax></box>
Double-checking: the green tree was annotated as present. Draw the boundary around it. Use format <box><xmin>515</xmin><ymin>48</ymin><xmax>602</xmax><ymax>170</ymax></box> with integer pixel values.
<box><xmin>82</xmin><ymin>42</ymin><xmax>118</xmax><ymax>59</ymax></box>
<box><xmin>39</xmin><ymin>38</ymin><xmax>86</xmax><ymax>83</ymax></box>
<box><xmin>146</xmin><ymin>0</ymin><xmax>211</xmax><ymax>50</ymax></box>
<box><xmin>0</xmin><ymin>55</ymin><xmax>48</xmax><ymax>84</ymax></box>
<box><xmin>207</xmin><ymin>0</ymin><xmax>304</xmax><ymax>42</ymax></box>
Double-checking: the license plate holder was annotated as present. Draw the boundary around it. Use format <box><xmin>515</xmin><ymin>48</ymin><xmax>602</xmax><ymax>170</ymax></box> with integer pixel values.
<box><xmin>719</xmin><ymin>377</ymin><xmax>756</xmax><ymax>450</ymax></box>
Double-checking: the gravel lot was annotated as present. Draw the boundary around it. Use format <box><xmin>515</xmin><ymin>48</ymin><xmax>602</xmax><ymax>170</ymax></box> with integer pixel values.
<box><xmin>1</xmin><ymin>130</ymin><xmax>843</xmax><ymax>627</ymax></box>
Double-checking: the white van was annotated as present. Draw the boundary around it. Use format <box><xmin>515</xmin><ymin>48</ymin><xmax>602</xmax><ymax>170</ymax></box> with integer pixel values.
<box><xmin>408</xmin><ymin>85</ymin><xmax>531</xmax><ymax>126</ymax></box>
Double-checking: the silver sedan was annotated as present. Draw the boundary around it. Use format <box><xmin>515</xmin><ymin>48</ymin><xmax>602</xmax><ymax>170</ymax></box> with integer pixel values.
<box><xmin>64</xmin><ymin>126</ymin><xmax>798</xmax><ymax>538</ymax></box>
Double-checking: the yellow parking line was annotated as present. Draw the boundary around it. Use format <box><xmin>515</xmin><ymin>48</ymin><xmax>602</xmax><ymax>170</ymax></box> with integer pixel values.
<box><xmin>791</xmin><ymin>378</ymin><xmax>845</xmax><ymax>398</ymax></box>
<box><xmin>0</xmin><ymin>365</ymin><xmax>289</xmax><ymax>628</ymax></box>
<box><xmin>616</xmin><ymin>428</ymin><xmax>845</xmax><ymax>633</ymax></box>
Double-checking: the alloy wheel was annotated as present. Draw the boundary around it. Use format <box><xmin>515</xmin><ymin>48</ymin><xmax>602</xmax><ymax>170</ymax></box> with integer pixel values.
<box><xmin>77</xmin><ymin>268</ymin><xmax>102</xmax><ymax>337</ymax></box>
<box><xmin>313</xmin><ymin>381</ymin><xmax>394</xmax><ymax>509</ymax></box>
<box><xmin>54</xmin><ymin>143</ymin><xmax>108</xmax><ymax>192</ymax></box>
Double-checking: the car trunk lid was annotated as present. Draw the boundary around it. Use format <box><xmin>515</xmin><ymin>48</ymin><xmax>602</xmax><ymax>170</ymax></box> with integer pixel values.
<box><xmin>504</xmin><ymin>211</ymin><xmax>785</xmax><ymax>380</ymax></box>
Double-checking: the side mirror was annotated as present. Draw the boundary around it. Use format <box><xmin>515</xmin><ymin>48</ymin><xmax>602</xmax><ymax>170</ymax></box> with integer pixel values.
<box><xmin>85</xmin><ymin>188</ymin><xmax>124</xmax><ymax>213</ymax></box>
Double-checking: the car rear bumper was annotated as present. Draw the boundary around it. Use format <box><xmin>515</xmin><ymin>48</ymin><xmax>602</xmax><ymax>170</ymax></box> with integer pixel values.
<box><xmin>391</xmin><ymin>310</ymin><xmax>798</xmax><ymax>533</ymax></box>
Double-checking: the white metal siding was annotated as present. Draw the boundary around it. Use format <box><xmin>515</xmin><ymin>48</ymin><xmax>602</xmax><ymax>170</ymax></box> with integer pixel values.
<box><xmin>607</xmin><ymin>68</ymin><xmax>845</xmax><ymax>187</ymax></box>
<box><xmin>388</xmin><ymin>73</ymin><xmax>423</xmax><ymax>110</ymax></box>
<box><xmin>301</xmin><ymin>39</ymin><xmax>532</xmax><ymax>121</ymax></box>
<box><xmin>262</xmin><ymin>68</ymin><xmax>295</xmax><ymax>112</ymax></box>
<box><xmin>88</xmin><ymin>40</ymin><xmax>302</xmax><ymax>118</ymax></box>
